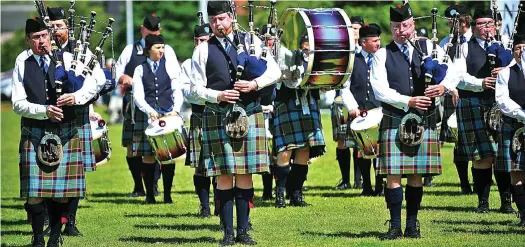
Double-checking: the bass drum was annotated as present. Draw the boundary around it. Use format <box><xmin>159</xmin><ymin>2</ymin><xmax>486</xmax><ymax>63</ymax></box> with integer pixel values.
<box><xmin>278</xmin><ymin>8</ymin><xmax>354</xmax><ymax>90</ymax></box>
<box><xmin>90</xmin><ymin>119</ymin><xmax>112</xmax><ymax>166</ymax></box>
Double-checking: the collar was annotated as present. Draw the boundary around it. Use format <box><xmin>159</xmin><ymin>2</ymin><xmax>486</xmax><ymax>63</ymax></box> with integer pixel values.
<box><xmin>361</xmin><ymin>49</ymin><xmax>373</xmax><ymax>58</ymax></box>
<box><xmin>394</xmin><ymin>40</ymin><xmax>410</xmax><ymax>50</ymax></box>
<box><xmin>61</xmin><ymin>40</ymin><xmax>69</xmax><ymax>49</ymax></box>
<box><xmin>33</xmin><ymin>54</ymin><xmax>50</xmax><ymax>65</ymax></box>
<box><xmin>140</xmin><ymin>38</ymin><xmax>145</xmax><ymax>48</ymax></box>
<box><xmin>462</xmin><ymin>28</ymin><xmax>473</xmax><ymax>40</ymax></box>
<box><xmin>216</xmin><ymin>32</ymin><xmax>235</xmax><ymax>48</ymax></box>
<box><xmin>475</xmin><ymin>37</ymin><xmax>487</xmax><ymax>49</ymax></box>
<box><xmin>147</xmin><ymin>58</ymin><xmax>160</xmax><ymax>69</ymax></box>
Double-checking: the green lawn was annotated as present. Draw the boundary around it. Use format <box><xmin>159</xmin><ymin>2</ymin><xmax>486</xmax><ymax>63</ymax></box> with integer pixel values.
<box><xmin>1</xmin><ymin>104</ymin><xmax>523</xmax><ymax>247</ymax></box>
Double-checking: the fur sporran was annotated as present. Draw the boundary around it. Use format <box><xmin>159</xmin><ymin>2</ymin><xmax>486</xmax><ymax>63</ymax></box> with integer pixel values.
<box><xmin>399</xmin><ymin>113</ymin><xmax>425</xmax><ymax>146</ymax></box>
<box><xmin>486</xmin><ymin>105</ymin><xmax>502</xmax><ymax>132</ymax></box>
<box><xmin>37</xmin><ymin>133</ymin><xmax>63</xmax><ymax>166</ymax></box>
<box><xmin>512</xmin><ymin>127</ymin><xmax>525</xmax><ymax>155</ymax></box>
<box><xmin>224</xmin><ymin>104</ymin><xmax>249</xmax><ymax>139</ymax></box>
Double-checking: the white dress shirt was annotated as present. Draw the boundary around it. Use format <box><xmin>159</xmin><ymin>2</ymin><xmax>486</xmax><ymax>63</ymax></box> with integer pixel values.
<box><xmin>12</xmin><ymin>51</ymin><xmax>100</xmax><ymax>120</ymax></box>
<box><xmin>115</xmin><ymin>38</ymin><xmax>179</xmax><ymax>82</ymax></box>
<box><xmin>496</xmin><ymin>63</ymin><xmax>525</xmax><ymax>122</ymax></box>
<box><xmin>370</xmin><ymin>39</ymin><xmax>456</xmax><ymax>111</ymax></box>
<box><xmin>190</xmin><ymin>33</ymin><xmax>282</xmax><ymax>104</ymax></box>
<box><xmin>340</xmin><ymin>50</ymin><xmax>375</xmax><ymax>111</ymax></box>
<box><xmin>180</xmin><ymin>58</ymin><xmax>204</xmax><ymax>105</ymax></box>
<box><xmin>439</xmin><ymin>28</ymin><xmax>473</xmax><ymax>48</ymax></box>
<box><xmin>132</xmin><ymin>57</ymin><xmax>183</xmax><ymax>116</ymax></box>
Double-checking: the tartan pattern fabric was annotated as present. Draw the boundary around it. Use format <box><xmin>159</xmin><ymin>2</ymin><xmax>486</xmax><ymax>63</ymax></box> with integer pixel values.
<box><xmin>185</xmin><ymin>110</ymin><xmax>204</xmax><ymax>170</ymax></box>
<box><xmin>440</xmin><ymin>94</ymin><xmax>457</xmax><ymax>143</ymax></box>
<box><xmin>496</xmin><ymin>116</ymin><xmax>525</xmax><ymax>172</ymax></box>
<box><xmin>202</xmin><ymin>103</ymin><xmax>270</xmax><ymax>177</ymax></box>
<box><xmin>121</xmin><ymin>91</ymin><xmax>134</xmax><ymax>147</ymax></box>
<box><xmin>377</xmin><ymin>114</ymin><xmax>442</xmax><ymax>176</ymax></box>
<box><xmin>76</xmin><ymin>107</ymin><xmax>96</xmax><ymax>172</ymax></box>
<box><xmin>273</xmin><ymin>97</ymin><xmax>326</xmax><ymax>158</ymax></box>
<box><xmin>132</xmin><ymin>110</ymin><xmax>154</xmax><ymax>157</ymax></box>
<box><xmin>456</xmin><ymin>97</ymin><xmax>497</xmax><ymax>161</ymax></box>
<box><xmin>19</xmin><ymin>121</ymin><xmax>87</xmax><ymax>198</ymax></box>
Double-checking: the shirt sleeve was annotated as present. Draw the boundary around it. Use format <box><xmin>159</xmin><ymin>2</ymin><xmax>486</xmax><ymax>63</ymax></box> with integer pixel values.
<box><xmin>340</xmin><ymin>79</ymin><xmax>359</xmax><ymax>110</ymax></box>
<box><xmin>11</xmin><ymin>56</ymin><xmax>49</xmax><ymax>120</ymax></box>
<box><xmin>167</xmin><ymin>59</ymin><xmax>183</xmax><ymax>112</ymax></box>
<box><xmin>115</xmin><ymin>44</ymin><xmax>132</xmax><ymax>83</ymax></box>
<box><xmin>495</xmin><ymin>67</ymin><xmax>525</xmax><ymax>122</ymax></box>
<box><xmin>190</xmin><ymin>43</ymin><xmax>220</xmax><ymax>104</ymax></box>
<box><xmin>369</xmin><ymin>48</ymin><xmax>411</xmax><ymax>111</ymax></box>
<box><xmin>132</xmin><ymin>65</ymin><xmax>156</xmax><ymax>115</ymax></box>
<box><xmin>454</xmin><ymin>42</ymin><xmax>484</xmax><ymax>92</ymax></box>
<box><xmin>165</xmin><ymin>45</ymin><xmax>179</xmax><ymax>67</ymax></box>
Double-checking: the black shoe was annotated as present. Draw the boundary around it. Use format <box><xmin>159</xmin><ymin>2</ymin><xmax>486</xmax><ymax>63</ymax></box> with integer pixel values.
<box><xmin>517</xmin><ymin>209</ymin><xmax>525</xmax><ymax>227</ymax></box>
<box><xmin>275</xmin><ymin>188</ymin><xmax>286</xmax><ymax>208</ymax></box>
<box><xmin>335</xmin><ymin>181</ymin><xmax>350</xmax><ymax>190</ymax></box>
<box><xmin>379</xmin><ymin>221</ymin><xmax>403</xmax><ymax>241</ymax></box>
<box><xmin>153</xmin><ymin>184</ymin><xmax>160</xmax><ymax>197</ymax></box>
<box><xmin>404</xmin><ymin>221</ymin><xmax>421</xmax><ymax>239</ymax></box>
<box><xmin>423</xmin><ymin>177</ymin><xmax>433</xmax><ymax>187</ymax></box>
<box><xmin>360</xmin><ymin>189</ymin><xmax>375</xmax><ymax>196</ymax></box>
<box><xmin>260</xmin><ymin>193</ymin><xmax>273</xmax><ymax>201</ymax></box>
<box><xmin>46</xmin><ymin>234</ymin><xmax>63</xmax><ymax>247</ymax></box>
<box><xmin>353</xmin><ymin>181</ymin><xmax>363</xmax><ymax>189</ymax></box>
<box><xmin>130</xmin><ymin>190</ymin><xmax>146</xmax><ymax>197</ymax></box>
<box><xmin>235</xmin><ymin>229</ymin><xmax>257</xmax><ymax>245</ymax></box>
<box><xmin>247</xmin><ymin>219</ymin><xmax>254</xmax><ymax>232</ymax></box>
<box><xmin>164</xmin><ymin>193</ymin><xmax>173</xmax><ymax>204</ymax></box>
<box><xmin>62</xmin><ymin>215</ymin><xmax>83</xmax><ymax>237</ymax></box>
<box><xmin>460</xmin><ymin>186</ymin><xmax>473</xmax><ymax>195</ymax></box>
<box><xmin>31</xmin><ymin>235</ymin><xmax>45</xmax><ymax>247</ymax></box>
<box><xmin>198</xmin><ymin>205</ymin><xmax>211</xmax><ymax>218</ymax></box>
<box><xmin>374</xmin><ymin>190</ymin><xmax>385</xmax><ymax>197</ymax></box>
<box><xmin>43</xmin><ymin>225</ymin><xmax>51</xmax><ymax>236</ymax></box>
<box><xmin>476</xmin><ymin>199</ymin><xmax>489</xmax><ymax>213</ymax></box>
<box><xmin>290</xmin><ymin>190</ymin><xmax>311</xmax><ymax>207</ymax></box>
<box><xmin>220</xmin><ymin>234</ymin><xmax>235</xmax><ymax>246</ymax></box>
<box><xmin>499</xmin><ymin>193</ymin><xmax>515</xmax><ymax>214</ymax></box>
<box><xmin>144</xmin><ymin>196</ymin><xmax>156</xmax><ymax>204</ymax></box>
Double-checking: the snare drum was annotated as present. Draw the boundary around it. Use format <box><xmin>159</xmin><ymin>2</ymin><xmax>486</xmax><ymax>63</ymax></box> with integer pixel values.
<box><xmin>90</xmin><ymin>119</ymin><xmax>112</xmax><ymax>166</ymax></box>
<box><xmin>447</xmin><ymin>112</ymin><xmax>458</xmax><ymax>143</ymax></box>
<box><xmin>279</xmin><ymin>8</ymin><xmax>355</xmax><ymax>89</ymax></box>
<box><xmin>350</xmin><ymin>108</ymin><xmax>383</xmax><ymax>159</ymax></box>
<box><xmin>145</xmin><ymin>115</ymin><xmax>187</xmax><ymax>165</ymax></box>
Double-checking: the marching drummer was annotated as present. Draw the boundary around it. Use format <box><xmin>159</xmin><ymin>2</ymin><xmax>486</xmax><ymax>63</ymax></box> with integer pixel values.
<box><xmin>340</xmin><ymin>23</ymin><xmax>384</xmax><ymax>196</ymax></box>
<box><xmin>132</xmin><ymin>34</ymin><xmax>182</xmax><ymax>204</ymax></box>
<box><xmin>181</xmin><ymin>21</ymin><xmax>213</xmax><ymax>216</ymax></box>
<box><xmin>190</xmin><ymin>1</ymin><xmax>281</xmax><ymax>244</ymax></box>
<box><xmin>369</xmin><ymin>2</ymin><xmax>456</xmax><ymax>239</ymax></box>
<box><xmin>495</xmin><ymin>23</ymin><xmax>525</xmax><ymax>226</ymax></box>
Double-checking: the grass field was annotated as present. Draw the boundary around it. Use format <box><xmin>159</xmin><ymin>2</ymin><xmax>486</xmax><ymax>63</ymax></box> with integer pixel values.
<box><xmin>1</xmin><ymin>103</ymin><xmax>524</xmax><ymax>247</ymax></box>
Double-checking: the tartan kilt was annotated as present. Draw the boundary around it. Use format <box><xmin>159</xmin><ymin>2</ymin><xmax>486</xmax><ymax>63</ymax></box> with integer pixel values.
<box><xmin>496</xmin><ymin>116</ymin><xmax>525</xmax><ymax>172</ymax></box>
<box><xmin>19</xmin><ymin>121</ymin><xmax>86</xmax><ymax>198</ymax></box>
<box><xmin>132</xmin><ymin>109</ymin><xmax>154</xmax><ymax>157</ymax></box>
<box><xmin>456</xmin><ymin>97</ymin><xmax>497</xmax><ymax>161</ymax></box>
<box><xmin>202</xmin><ymin>103</ymin><xmax>270</xmax><ymax>177</ymax></box>
<box><xmin>440</xmin><ymin>94</ymin><xmax>457</xmax><ymax>143</ymax></box>
<box><xmin>273</xmin><ymin>97</ymin><xmax>326</xmax><ymax>158</ymax></box>
<box><xmin>377</xmin><ymin>111</ymin><xmax>441</xmax><ymax>176</ymax></box>
<box><xmin>185</xmin><ymin>110</ymin><xmax>204</xmax><ymax>172</ymax></box>
<box><xmin>76</xmin><ymin>106</ymin><xmax>96</xmax><ymax>172</ymax></box>
<box><xmin>121</xmin><ymin>90</ymin><xmax>134</xmax><ymax>147</ymax></box>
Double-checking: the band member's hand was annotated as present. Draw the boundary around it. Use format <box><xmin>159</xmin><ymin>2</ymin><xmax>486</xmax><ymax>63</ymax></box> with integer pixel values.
<box><xmin>234</xmin><ymin>80</ymin><xmax>258</xmax><ymax>93</ymax></box>
<box><xmin>150</xmin><ymin>111</ymin><xmax>159</xmax><ymax>120</ymax></box>
<box><xmin>450</xmin><ymin>88</ymin><xmax>459</xmax><ymax>106</ymax></box>
<box><xmin>57</xmin><ymin>94</ymin><xmax>76</xmax><ymax>107</ymax></box>
<box><xmin>217</xmin><ymin>90</ymin><xmax>240</xmax><ymax>104</ymax></box>
<box><xmin>46</xmin><ymin>105</ymin><xmax>63</xmax><ymax>121</ymax></box>
<box><xmin>349</xmin><ymin>108</ymin><xmax>360</xmax><ymax>118</ymax></box>
<box><xmin>408</xmin><ymin>96</ymin><xmax>432</xmax><ymax>110</ymax></box>
<box><xmin>424</xmin><ymin>85</ymin><xmax>446</xmax><ymax>98</ymax></box>
<box><xmin>491</xmin><ymin>67</ymin><xmax>504</xmax><ymax>77</ymax></box>
<box><xmin>482</xmin><ymin>77</ymin><xmax>496</xmax><ymax>90</ymax></box>
<box><xmin>119</xmin><ymin>74</ymin><xmax>133</xmax><ymax>87</ymax></box>
<box><xmin>89</xmin><ymin>112</ymin><xmax>102</xmax><ymax>121</ymax></box>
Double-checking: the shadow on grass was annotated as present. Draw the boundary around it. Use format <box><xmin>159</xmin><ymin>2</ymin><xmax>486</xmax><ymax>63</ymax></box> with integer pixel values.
<box><xmin>0</xmin><ymin>230</ymin><xmax>32</xmax><ymax>236</ymax></box>
<box><xmin>135</xmin><ymin>223</ymin><xmax>220</xmax><ymax>231</ymax></box>
<box><xmin>302</xmin><ymin>186</ymin><xmax>340</xmax><ymax>191</ymax></box>
<box><xmin>1</xmin><ymin>204</ymin><xmax>91</xmax><ymax>210</ymax></box>
<box><xmin>1</xmin><ymin>244</ymin><xmax>32</xmax><ymax>247</ymax></box>
<box><xmin>1</xmin><ymin>219</ymin><xmax>28</xmax><ymax>226</ymax></box>
<box><xmin>119</xmin><ymin>236</ymin><xmax>215</xmax><ymax>244</ymax></box>
<box><xmin>124</xmin><ymin>212</ymin><xmax>198</xmax><ymax>218</ymax></box>
<box><xmin>443</xmin><ymin>228</ymin><xmax>525</xmax><ymax>235</ymax></box>
<box><xmin>301</xmin><ymin>230</ymin><xmax>384</xmax><ymax>239</ymax></box>
<box><xmin>87</xmin><ymin>198</ymin><xmax>147</xmax><ymax>205</ymax></box>
<box><xmin>422</xmin><ymin>191</ymin><xmax>466</xmax><ymax>196</ymax></box>
<box><xmin>432</xmin><ymin>219</ymin><xmax>515</xmax><ymax>226</ymax></box>
<box><xmin>306</xmin><ymin>192</ymin><xmax>361</xmax><ymax>198</ymax></box>
<box><xmin>422</xmin><ymin>205</ymin><xmax>475</xmax><ymax>213</ymax></box>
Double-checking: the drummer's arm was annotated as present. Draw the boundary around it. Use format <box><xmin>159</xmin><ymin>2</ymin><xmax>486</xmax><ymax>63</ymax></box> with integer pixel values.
<box><xmin>496</xmin><ymin>68</ymin><xmax>525</xmax><ymax>122</ymax></box>
<box><xmin>369</xmin><ymin>48</ymin><xmax>411</xmax><ymax>111</ymax></box>
<box><xmin>132</xmin><ymin>65</ymin><xmax>156</xmax><ymax>116</ymax></box>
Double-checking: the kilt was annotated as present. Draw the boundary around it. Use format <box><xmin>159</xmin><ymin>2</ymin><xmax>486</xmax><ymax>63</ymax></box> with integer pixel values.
<box><xmin>202</xmin><ymin>102</ymin><xmax>270</xmax><ymax>177</ymax></box>
<box><xmin>185</xmin><ymin>109</ymin><xmax>204</xmax><ymax>172</ymax></box>
<box><xmin>273</xmin><ymin>96</ymin><xmax>326</xmax><ymax>158</ymax></box>
<box><xmin>377</xmin><ymin>110</ymin><xmax>441</xmax><ymax>176</ymax></box>
<box><xmin>19</xmin><ymin>121</ymin><xmax>86</xmax><ymax>198</ymax></box>
<box><xmin>132</xmin><ymin>110</ymin><xmax>154</xmax><ymax>157</ymax></box>
<box><xmin>76</xmin><ymin>106</ymin><xmax>96</xmax><ymax>172</ymax></box>
<box><xmin>496</xmin><ymin>115</ymin><xmax>525</xmax><ymax>172</ymax></box>
<box><xmin>121</xmin><ymin>90</ymin><xmax>134</xmax><ymax>147</ymax></box>
<box><xmin>456</xmin><ymin>97</ymin><xmax>497</xmax><ymax>161</ymax></box>
<box><xmin>440</xmin><ymin>94</ymin><xmax>456</xmax><ymax>143</ymax></box>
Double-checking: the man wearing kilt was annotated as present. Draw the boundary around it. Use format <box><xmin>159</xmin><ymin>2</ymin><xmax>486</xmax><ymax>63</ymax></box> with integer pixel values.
<box><xmin>12</xmin><ymin>18</ymin><xmax>99</xmax><ymax>247</ymax></box>
<box><xmin>496</xmin><ymin>26</ymin><xmax>525</xmax><ymax>226</ymax></box>
<box><xmin>453</xmin><ymin>9</ymin><xmax>514</xmax><ymax>213</ymax></box>
<box><xmin>116</xmin><ymin>14</ymin><xmax>178</xmax><ymax>198</ymax></box>
<box><xmin>181</xmin><ymin>22</ymin><xmax>213</xmax><ymax>216</ymax></box>
<box><xmin>190</xmin><ymin>1</ymin><xmax>281</xmax><ymax>244</ymax></box>
<box><xmin>439</xmin><ymin>3</ymin><xmax>473</xmax><ymax>194</ymax></box>
<box><xmin>369</xmin><ymin>3</ymin><xmax>456</xmax><ymax>239</ymax></box>
<box><xmin>340</xmin><ymin>23</ymin><xmax>384</xmax><ymax>196</ymax></box>
<box><xmin>132</xmin><ymin>34</ymin><xmax>182</xmax><ymax>204</ymax></box>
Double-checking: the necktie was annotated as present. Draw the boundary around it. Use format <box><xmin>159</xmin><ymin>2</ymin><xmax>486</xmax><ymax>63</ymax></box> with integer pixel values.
<box><xmin>484</xmin><ymin>41</ymin><xmax>489</xmax><ymax>50</ymax></box>
<box><xmin>39</xmin><ymin>56</ymin><xmax>47</xmax><ymax>74</ymax></box>
<box><xmin>367</xmin><ymin>53</ymin><xmax>373</xmax><ymax>69</ymax></box>
<box><xmin>153</xmin><ymin>61</ymin><xmax>158</xmax><ymax>74</ymax></box>
<box><xmin>401</xmin><ymin>44</ymin><xmax>410</xmax><ymax>63</ymax></box>
<box><xmin>224</xmin><ymin>39</ymin><xmax>231</xmax><ymax>53</ymax></box>
<box><xmin>460</xmin><ymin>35</ymin><xmax>466</xmax><ymax>44</ymax></box>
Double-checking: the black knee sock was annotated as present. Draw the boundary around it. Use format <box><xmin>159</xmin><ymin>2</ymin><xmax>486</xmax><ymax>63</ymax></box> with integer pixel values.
<box><xmin>235</xmin><ymin>187</ymin><xmax>254</xmax><ymax>234</ymax></box>
<box><xmin>25</xmin><ymin>202</ymin><xmax>46</xmax><ymax>236</ymax></box>
<box><xmin>494</xmin><ymin>170</ymin><xmax>512</xmax><ymax>198</ymax></box>
<box><xmin>217</xmin><ymin>189</ymin><xmax>234</xmax><ymax>236</ymax></box>
<box><xmin>385</xmin><ymin>187</ymin><xmax>403</xmax><ymax>229</ymax></box>
<box><xmin>336</xmin><ymin>148</ymin><xmax>350</xmax><ymax>183</ymax></box>
<box><xmin>127</xmin><ymin>156</ymin><xmax>144</xmax><ymax>192</ymax></box>
<box><xmin>193</xmin><ymin>175</ymin><xmax>211</xmax><ymax>209</ymax></box>
<box><xmin>512</xmin><ymin>184</ymin><xmax>525</xmax><ymax>212</ymax></box>
<box><xmin>262</xmin><ymin>173</ymin><xmax>273</xmax><ymax>196</ymax></box>
<box><xmin>290</xmin><ymin>164</ymin><xmax>308</xmax><ymax>192</ymax></box>
<box><xmin>353</xmin><ymin>150</ymin><xmax>362</xmax><ymax>184</ymax></box>
<box><xmin>356</xmin><ymin>157</ymin><xmax>372</xmax><ymax>192</ymax></box>
<box><xmin>274</xmin><ymin>165</ymin><xmax>290</xmax><ymax>189</ymax></box>
<box><xmin>455</xmin><ymin>161</ymin><xmax>470</xmax><ymax>188</ymax></box>
<box><xmin>405</xmin><ymin>185</ymin><xmax>423</xmax><ymax>228</ymax></box>
<box><xmin>472</xmin><ymin>168</ymin><xmax>492</xmax><ymax>201</ymax></box>
<box><xmin>49</xmin><ymin>200</ymin><xmax>68</xmax><ymax>235</ymax></box>
<box><xmin>68</xmin><ymin>198</ymin><xmax>79</xmax><ymax>219</ymax></box>
<box><xmin>143</xmin><ymin>163</ymin><xmax>156</xmax><ymax>198</ymax></box>
<box><xmin>161</xmin><ymin>164</ymin><xmax>175</xmax><ymax>198</ymax></box>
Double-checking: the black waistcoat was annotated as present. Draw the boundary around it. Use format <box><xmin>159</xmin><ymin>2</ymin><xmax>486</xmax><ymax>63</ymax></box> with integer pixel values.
<box><xmin>350</xmin><ymin>53</ymin><xmax>379</xmax><ymax>110</ymax></box>
<box><xmin>141</xmin><ymin>58</ymin><xmax>173</xmax><ymax>111</ymax></box>
<box><xmin>459</xmin><ymin>37</ymin><xmax>493</xmax><ymax>99</ymax></box>
<box><xmin>508</xmin><ymin>64</ymin><xmax>525</xmax><ymax>108</ymax></box>
<box><xmin>124</xmin><ymin>40</ymin><xmax>147</xmax><ymax>77</ymax></box>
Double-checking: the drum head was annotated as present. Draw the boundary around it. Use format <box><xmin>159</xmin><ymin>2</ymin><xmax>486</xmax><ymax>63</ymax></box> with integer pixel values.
<box><xmin>447</xmin><ymin>112</ymin><xmax>457</xmax><ymax>128</ymax></box>
<box><xmin>278</xmin><ymin>8</ymin><xmax>354</xmax><ymax>89</ymax></box>
<box><xmin>90</xmin><ymin>119</ymin><xmax>107</xmax><ymax>140</ymax></box>
<box><xmin>145</xmin><ymin>115</ymin><xmax>183</xmax><ymax>137</ymax></box>
<box><xmin>350</xmin><ymin>108</ymin><xmax>383</xmax><ymax>131</ymax></box>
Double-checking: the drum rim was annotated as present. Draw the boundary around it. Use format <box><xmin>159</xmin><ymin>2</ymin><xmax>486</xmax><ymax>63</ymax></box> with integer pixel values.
<box><xmin>145</xmin><ymin>115</ymin><xmax>183</xmax><ymax>136</ymax></box>
<box><xmin>350</xmin><ymin>108</ymin><xmax>383</xmax><ymax>130</ymax></box>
